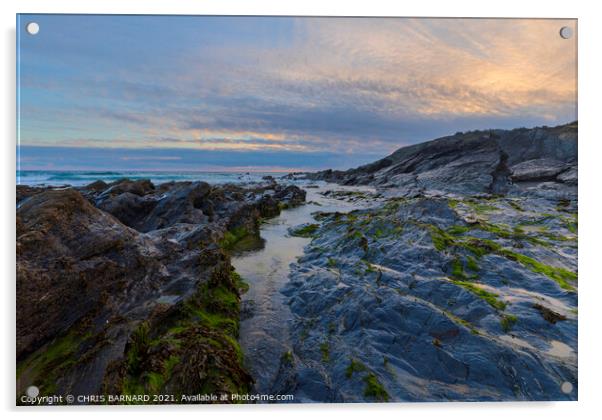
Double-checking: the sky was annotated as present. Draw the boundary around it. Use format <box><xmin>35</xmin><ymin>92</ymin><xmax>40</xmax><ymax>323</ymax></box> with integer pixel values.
<box><xmin>17</xmin><ymin>15</ymin><xmax>577</xmax><ymax>172</ymax></box>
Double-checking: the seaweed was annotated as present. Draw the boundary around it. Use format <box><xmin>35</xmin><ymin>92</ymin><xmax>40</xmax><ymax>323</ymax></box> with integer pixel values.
<box><xmin>363</xmin><ymin>373</ymin><xmax>389</xmax><ymax>402</ymax></box>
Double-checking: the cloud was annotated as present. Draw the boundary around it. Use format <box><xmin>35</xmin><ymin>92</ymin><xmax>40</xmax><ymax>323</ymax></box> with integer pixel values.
<box><xmin>18</xmin><ymin>16</ymin><xmax>577</xmax><ymax>170</ymax></box>
<box><xmin>120</xmin><ymin>156</ymin><xmax>182</xmax><ymax>161</ymax></box>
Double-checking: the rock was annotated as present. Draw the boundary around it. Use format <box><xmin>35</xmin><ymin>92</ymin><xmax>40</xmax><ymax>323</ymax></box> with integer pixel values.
<box><xmin>510</xmin><ymin>158</ymin><xmax>569</xmax><ymax>182</ymax></box>
<box><xmin>16</xmin><ymin>178</ymin><xmax>306</xmax><ymax>400</ymax></box>
<box><xmin>257</xmin><ymin>195</ymin><xmax>280</xmax><ymax>218</ymax></box>
<box><xmin>16</xmin><ymin>189</ymin><xmax>163</xmax><ymax>359</ymax></box>
<box><xmin>306</xmin><ymin>122</ymin><xmax>578</xmax><ymax>197</ymax></box>
<box><xmin>284</xmin><ymin>123</ymin><xmax>577</xmax><ymax>402</ymax></box>
<box><xmin>273</xmin><ymin>184</ymin><xmax>307</xmax><ymax>208</ymax></box>
<box><xmin>557</xmin><ymin>165</ymin><xmax>578</xmax><ymax>185</ymax></box>
<box><xmin>16</xmin><ymin>185</ymin><xmax>49</xmax><ymax>204</ymax></box>
<box><xmin>84</xmin><ymin>180</ymin><xmax>109</xmax><ymax>192</ymax></box>
<box><xmin>97</xmin><ymin>192</ymin><xmax>157</xmax><ymax>228</ymax></box>
<box><xmin>533</xmin><ymin>303</ymin><xmax>568</xmax><ymax>324</ymax></box>
<box><xmin>133</xmin><ymin>182</ymin><xmax>211</xmax><ymax>232</ymax></box>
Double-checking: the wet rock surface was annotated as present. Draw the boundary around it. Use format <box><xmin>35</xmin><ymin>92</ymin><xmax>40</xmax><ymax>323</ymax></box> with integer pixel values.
<box><xmin>277</xmin><ymin>122</ymin><xmax>577</xmax><ymax>402</ymax></box>
<box><xmin>16</xmin><ymin>178</ymin><xmax>305</xmax><ymax>402</ymax></box>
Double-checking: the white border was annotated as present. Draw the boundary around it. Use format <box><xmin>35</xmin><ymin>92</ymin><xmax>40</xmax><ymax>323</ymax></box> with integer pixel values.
<box><xmin>2</xmin><ymin>1</ymin><xmax>600</xmax><ymax>419</ymax></box>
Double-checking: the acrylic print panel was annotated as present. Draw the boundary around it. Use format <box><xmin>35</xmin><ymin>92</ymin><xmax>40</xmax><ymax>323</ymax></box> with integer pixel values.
<box><xmin>16</xmin><ymin>15</ymin><xmax>577</xmax><ymax>405</ymax></box>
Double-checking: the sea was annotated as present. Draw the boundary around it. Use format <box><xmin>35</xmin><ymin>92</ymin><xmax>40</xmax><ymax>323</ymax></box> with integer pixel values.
<box><xmin>16</xmin><ymin>170</ymin><xmax>293</xmax><ymax>187</ymax></box>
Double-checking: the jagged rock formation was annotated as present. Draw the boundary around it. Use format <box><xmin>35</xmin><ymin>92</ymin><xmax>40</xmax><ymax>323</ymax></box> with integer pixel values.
<box><xmin>278</xmin><ymin>122</ymin><xmax>577</xmax><ymax>401</ymax></box>
<box><xmin>306</xmin><ymin>122</ymin><xmax>577</xmax><ymax>199</ymax></box>
<box><xmin>16</xmin><ymin>179</ymin><xmax>305</xmax><ymax>402</ymax></box>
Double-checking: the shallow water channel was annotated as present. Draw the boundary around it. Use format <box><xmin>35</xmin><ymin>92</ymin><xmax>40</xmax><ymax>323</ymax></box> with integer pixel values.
<box><xmin>231</xmin><ymin>182</ymin><xmax>375</xmax><ymax>393</ymax></box>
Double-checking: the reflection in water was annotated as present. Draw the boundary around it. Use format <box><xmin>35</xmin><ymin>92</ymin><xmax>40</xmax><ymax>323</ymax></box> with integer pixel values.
<box><xmin>230</xmin><ymin>233</ymin><xmax>266</xmax><ymax>254</ymax></box>
<box><xmin>231</xmin><ymin>182</ymin><xmax>375</xmax><ymax>393</ymax></box>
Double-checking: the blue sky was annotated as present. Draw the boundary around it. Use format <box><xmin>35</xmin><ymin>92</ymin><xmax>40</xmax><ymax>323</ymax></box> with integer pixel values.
<box><xmin>17</xmin><ymin>15</ymin><xmax>577</xmax><ymax>171</ymax></box>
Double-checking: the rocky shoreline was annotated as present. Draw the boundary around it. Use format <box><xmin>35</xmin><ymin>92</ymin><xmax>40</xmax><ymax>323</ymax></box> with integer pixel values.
<box><xmin>271</xmin><ymin>122</ymin><xmax>578</xmax><ymax>401</ymax></box>
<box><xmin>16</xmin><ymin>121</ymin><xmax>578</xmax><ymax>403</ymax></box>
<box><xmin>16</xmin><ymin>178</ymin><xmax>305</xmax><ymax>402</ymax></box>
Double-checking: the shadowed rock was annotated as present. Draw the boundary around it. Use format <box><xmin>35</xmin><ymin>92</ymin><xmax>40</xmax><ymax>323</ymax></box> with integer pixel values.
<box><xmin>17</xmin><ymin>189</ymin><xmax>163</xmax><ymax>358</ymax></box>
<box><xmin>16</xmin><ymin>179</ymin><xmax>306</xmax><ymax>400</ymax></box>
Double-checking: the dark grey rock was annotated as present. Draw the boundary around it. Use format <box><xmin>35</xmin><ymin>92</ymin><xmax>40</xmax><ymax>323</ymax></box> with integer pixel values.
<box><xmin>306</xmin><ymin>122</ymin><xmax>577</xmax><ymax>197</ymax></box>
<box><xmin>510</xmin><ymin>158</ymin><xmax>569</xmax><ymax>182</ymax></box>
<box><xmin>280</xmin><ymin>191</ymin><xmax>577</xmax><ymax>401</ymax></box>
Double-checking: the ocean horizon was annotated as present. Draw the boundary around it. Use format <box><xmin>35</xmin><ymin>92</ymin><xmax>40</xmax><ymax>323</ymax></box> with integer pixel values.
<box><xmin>16</xmin><ymin>170</ymin><xmax>294</xmax><ymax>187</ymax></box>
